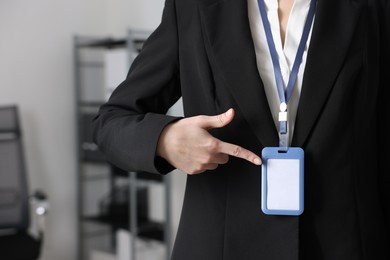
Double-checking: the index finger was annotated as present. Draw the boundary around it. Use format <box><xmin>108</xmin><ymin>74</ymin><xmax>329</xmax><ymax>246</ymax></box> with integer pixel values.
<box><xmin>218</xmin><ymin>141</ymin><xmax>262</xmax><ymax>165</ymax></box>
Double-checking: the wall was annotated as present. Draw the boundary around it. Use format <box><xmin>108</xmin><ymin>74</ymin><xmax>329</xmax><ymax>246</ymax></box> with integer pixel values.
<box><xmin>105</xmin><ymin>0</ymin><xmax>165</xmax><ymax>36</ymax></box>
<box><xmin>0</xmin><ymin>0</ymin><xmax>184</xmax><ymax>259</ymax></box>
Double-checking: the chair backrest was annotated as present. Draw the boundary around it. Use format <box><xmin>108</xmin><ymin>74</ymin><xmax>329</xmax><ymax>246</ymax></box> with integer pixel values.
<box><xmin>0</xmin><ymin>106</ymin><xmax>30</xmax><ymax>231</ymax></box>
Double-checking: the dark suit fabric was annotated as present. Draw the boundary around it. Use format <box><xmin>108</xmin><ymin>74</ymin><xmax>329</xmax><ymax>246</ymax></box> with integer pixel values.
<box><xmin>93</xmin><ymin>0</ymin><xmax>390</xmax><ymax>259</ymax></box>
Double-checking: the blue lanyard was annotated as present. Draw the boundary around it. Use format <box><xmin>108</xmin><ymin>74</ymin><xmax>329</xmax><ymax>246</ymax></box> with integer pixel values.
<box><xmin>257</xmin><ymin>0</ymin><xmax>317</xmax><ymax>148</ymax></box>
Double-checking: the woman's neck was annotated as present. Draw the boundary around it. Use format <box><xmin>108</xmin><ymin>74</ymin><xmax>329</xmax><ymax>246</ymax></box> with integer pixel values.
<box><xmin>278</xmin><ymin>0</ymin><xmax>295</xmax><ymax>47</ymax></box>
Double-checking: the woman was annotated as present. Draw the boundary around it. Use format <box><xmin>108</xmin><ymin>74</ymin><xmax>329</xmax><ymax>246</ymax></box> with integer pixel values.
<box><xmin>93</xmin><ymin>0</ymin><xmax>390</xmax><ymax>259</ymax></box>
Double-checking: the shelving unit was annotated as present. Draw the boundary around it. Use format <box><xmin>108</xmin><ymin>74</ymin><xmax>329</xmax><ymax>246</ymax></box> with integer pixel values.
<box><xmin>74</xmin><ymin>31</ymin><xmax>172</xmax><ymax>260</ymax></box>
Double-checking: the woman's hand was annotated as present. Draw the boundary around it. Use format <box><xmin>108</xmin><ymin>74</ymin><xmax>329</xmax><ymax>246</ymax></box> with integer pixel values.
<box><xmin>156</xmin><ymin>108</ymin><xmax>261</xmax><ymax>174</ymax></box>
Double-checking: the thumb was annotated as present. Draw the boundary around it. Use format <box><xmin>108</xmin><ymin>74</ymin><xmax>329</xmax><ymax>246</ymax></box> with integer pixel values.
<box><xmin>199</xmin><ymin>108</ymin><xmax>235</xmax><ymax>129</ymax></box>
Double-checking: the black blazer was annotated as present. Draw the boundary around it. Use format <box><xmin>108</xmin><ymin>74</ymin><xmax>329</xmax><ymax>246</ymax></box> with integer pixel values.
<box><xmin>93</xmin><ymin>0</ymin><xmax>390</xmax><ymax>259</ymax></box>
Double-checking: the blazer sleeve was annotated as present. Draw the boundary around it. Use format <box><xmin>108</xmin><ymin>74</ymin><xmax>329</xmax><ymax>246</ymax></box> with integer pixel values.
<box><xmin>378</xmin><ymin>0</ymin><xmax>390</xmax><ymax>235</ymax></box>
<box><xmin>93</xmin><ymin>0</ymin><xmax>181</xmax><ymax>174</ymax></box>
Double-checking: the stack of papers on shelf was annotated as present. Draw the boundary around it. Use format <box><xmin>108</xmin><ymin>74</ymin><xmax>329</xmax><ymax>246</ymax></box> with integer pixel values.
<box><xmin>104</xmin><ymin>49</ymin><xmax>131</xmax><ymax>101</ymax></box>
<box><xmin>91</xmin><ymin>250</ymin><xmax>116</xmax><ymax>260</ymax></box>
<box><xmin>116</xmin><ymin>229</ymin><xmax>165</xmax><ymax>260</ymax></box>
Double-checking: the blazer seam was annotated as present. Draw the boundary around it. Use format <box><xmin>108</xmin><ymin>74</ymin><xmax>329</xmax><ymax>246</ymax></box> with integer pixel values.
<box><xmin>352</xmin><ymin>5</ymin><xmax>369</xmax><ymax>259</ymax></box>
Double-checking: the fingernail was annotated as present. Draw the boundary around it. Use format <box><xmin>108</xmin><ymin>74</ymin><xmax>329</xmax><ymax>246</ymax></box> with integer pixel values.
<box><xmin>254</xmin><ymin>158</ymin><xmax>261</xmax><ymax>165</ymax></box>
<box><xmin>226</xmin><ymin>108</ymin><xmax>233</xmax><ymax>117</ymax></box>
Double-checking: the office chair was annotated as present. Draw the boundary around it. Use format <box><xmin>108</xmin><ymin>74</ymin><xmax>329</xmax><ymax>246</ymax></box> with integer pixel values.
<box><xmin>0</xmin><ymin>105</ymin><xmax>48</xmax><ymax>260</ymax></box>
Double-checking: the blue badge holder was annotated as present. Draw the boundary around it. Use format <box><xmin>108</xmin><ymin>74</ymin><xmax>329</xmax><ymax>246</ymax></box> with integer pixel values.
<box><xmin>261</xmin><ymin>147</ymin><xmax>304</xmax><ymax>216</ymax></box>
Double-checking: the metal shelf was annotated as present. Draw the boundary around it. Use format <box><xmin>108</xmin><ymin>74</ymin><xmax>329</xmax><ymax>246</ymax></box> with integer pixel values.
<box><xmin>74</xmin><ymin>32</ymin><xmax>172</xmax><ymax>260</ymax></box>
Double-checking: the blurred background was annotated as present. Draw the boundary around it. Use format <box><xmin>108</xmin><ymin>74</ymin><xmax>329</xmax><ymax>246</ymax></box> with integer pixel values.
<box><xmin>0</xmin><ymin>1</ymin><xmax>186</xmax><ymax>259</ymax></box>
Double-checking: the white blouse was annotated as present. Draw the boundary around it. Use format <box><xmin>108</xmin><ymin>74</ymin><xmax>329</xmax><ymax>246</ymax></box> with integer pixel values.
<box><xmin>247</xmin><ymin>0</ymin><xmax>314</xmax><ymax>144</ymax></box>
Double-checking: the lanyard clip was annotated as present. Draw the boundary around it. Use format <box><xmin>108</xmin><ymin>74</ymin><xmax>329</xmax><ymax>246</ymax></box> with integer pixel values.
<box><xmin>278</xmin><ymin>102</ymin><xmax>288</xmax><ymax>134</ymax></box>
<box><xmin>278</xmin><ymin>102</ymin><xmax>288</xmax><ymax>152</ymax></box>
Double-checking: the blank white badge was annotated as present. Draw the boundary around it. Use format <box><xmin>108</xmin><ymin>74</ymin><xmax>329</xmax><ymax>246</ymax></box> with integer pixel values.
<box><xmin>267</xmin><ymin>159</ymin><xmax>299</xmax><ymax>210</ymax></box>
<box><xmin>261</xmin><ymin>147</ymin><xmax>304</xmax><ymax>216</ymax></box>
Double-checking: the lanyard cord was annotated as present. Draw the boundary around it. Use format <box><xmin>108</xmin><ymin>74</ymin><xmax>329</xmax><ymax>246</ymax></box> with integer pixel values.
<box><xmin>257</xmin><ymin>0</ymin><xmax>317</xmax><ymax>147</ymax></box>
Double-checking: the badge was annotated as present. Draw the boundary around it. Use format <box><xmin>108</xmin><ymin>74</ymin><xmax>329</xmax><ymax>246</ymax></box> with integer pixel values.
<box><xmin>261</xmin><ymin>147</ymin><xmax>304</xmax><ymax>216</ymax></box>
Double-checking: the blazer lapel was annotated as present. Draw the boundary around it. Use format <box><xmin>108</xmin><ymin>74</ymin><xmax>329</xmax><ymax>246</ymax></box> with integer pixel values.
<box><xmin>292</xmin><ymin>0</ymin><xmax>363</xmax><ymax>147</ymax></box>
<box><xmin>200</xmin><ymin>0</ymin><xmax>279</xmax><ymax>147</ymax></box>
